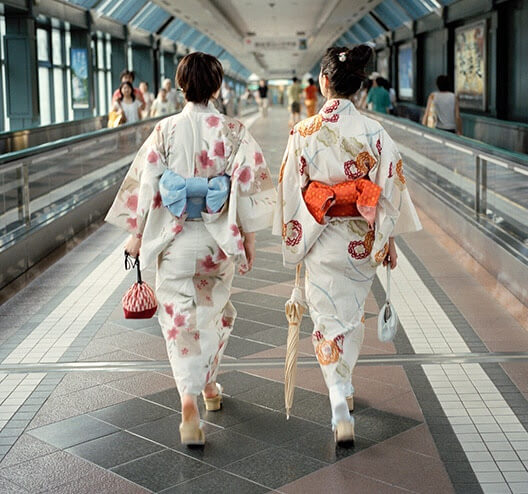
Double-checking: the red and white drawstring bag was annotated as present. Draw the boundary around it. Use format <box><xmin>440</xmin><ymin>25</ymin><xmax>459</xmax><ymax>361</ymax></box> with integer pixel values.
<box><xmin>122</xmin><ymin>253</ymin><xmax>158</xmax><ymax>319</ymax></box>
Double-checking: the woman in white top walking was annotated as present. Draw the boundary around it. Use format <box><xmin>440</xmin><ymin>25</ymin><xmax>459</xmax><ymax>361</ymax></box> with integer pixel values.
<box><xmin>113</xmin><ymin>81</ymin><xmax>142</xmax><ymax>124</ymax></box>
<box><xmin>422</xmin><ymin>75</ymin><xmax>462</xmax><ymax>134</ymax></box>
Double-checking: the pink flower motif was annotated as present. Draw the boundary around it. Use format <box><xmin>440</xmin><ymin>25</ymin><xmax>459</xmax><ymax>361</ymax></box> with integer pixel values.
<box><xmin>322</xmin><ymin>114</ymin><xmax>339</xmax><ymax>123</ymax></box>
<box><xmin>260</xmin><ymin>172</ymin><xmax>268</xmax><ymax>180</ymax></box>
<box><xmin>238</xmin><ymin>166</ymin><xmax>253</xmax><ymax>184</ymax></box>
<box><xmin>147</xmin><ymin>150</ymin><xmax>159</xmax><ymax>164</ymax></box>
<box><xmin>200</xmin><ymin>255</ymin><xmax>219</xmax><ymax>272</ymax></box>
<box><xmin>213</xmin><ymin>140</ymin><xmax>225</xmax><ymax>158</ymax></box>
<box><xmin>323</xmin><ymin>99</ymin><xmax>340</xmax><ymax>113</ymax></box>
<box><xmin>221</xmin><ymin>316</ymin><xmax>232</xmax><ymax>327</ymax></box>
<box><xmin>313</xmin><ymin>330</ymin><xmax>324</xmax><ymax>341</ymax></box>
<box><xmin>199</xmin><ymin>279</ymin><xmax>208</xmax><ymax>288</ymax></box>
<box><xmin>376</xmin><ymin>138</ymin><xmax>382</xmax><ymax>155</ymax></box>
<box><xmin>181</xmin><ymin>348</ymin><xmax>189</xmax><ymax>355</ymax></box>
<box><xmin>167</xmin><ymin>327</ymin><xmax>179</xmax><ymax>340</ymax></box>
<box><xmin>228</xmin><ymin>122</ymin><xmax>235</xmax><ymax>130</ymax></box>
<box><xmin>254</xmin><ymin>152</ymin><xmax>264</xmax><ymax>166</ymax></box>
<box><xmin>299</xmin><ymin>156</ymin><xmax>307</xmax><ymax>176</ymax></box>
<box><xmin>164</xmin><ymin>304</ymin><xmax>174</xmax><ymax>317</ymax></box>
<box><xmin>197</xmin><ymin>150</ymin><xmax>215</xmax><ymax>169</ymax></box>
<box><xmin>126</xmin><ymin>194</ymin><xmax>138</xmax><ymax>212</ymax></box>
<box><xmin>216</xmin><ymin>248</ymin><xmax>227</xmax><ymax>262</ymax></box>
<box><xmin>172</xmin><ymin>223</ymin><xmax>183</xmax><ymax>234</ymax></box>
<box><xmin>126</xmin><ymin>217</ymin><xmax>137</xmax><ymax>230</ymax></box>
<box><xmin>174</xmin><ymin>312</ymin><xmax>188</xmax><ymax>327</ymax></box>
<box><xmin>237</xmin><ymin>239</ymin><xmax>244</xmax><ymax>251</ymax></box>
<box><xmin>230</xmin><ymin>224</ymin><xmax>240</xmax><ymax>237</ymax></box>
<box><xmin>152</xmin><ymin>192</ymin><xmax>162</xmax><ymax>209</ymax></box>
<box><xmin>388</xmin><ymin>161</ymin><xmax>393</xmax><ymax>178</ymax></box>
<box><xmin>206</xmin><ymin>115</ymin><xmax>220</xmax><ymax>127</ymax></box>
<box><xmin>194</xmin><ymin>333</ymin><xmax>200</xmax><ymax>340</ymax></box>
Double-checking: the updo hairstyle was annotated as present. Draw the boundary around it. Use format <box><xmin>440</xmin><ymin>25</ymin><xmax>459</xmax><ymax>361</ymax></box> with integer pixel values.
<box><xmin>320</xmin><ymin>45</ymin><xmax>373</xmax><ymax>97</ymax></box>
<box><xmin>176</xmin><ymin>52</ymin><xmax>224</xmax><ymax>105</ymax></box>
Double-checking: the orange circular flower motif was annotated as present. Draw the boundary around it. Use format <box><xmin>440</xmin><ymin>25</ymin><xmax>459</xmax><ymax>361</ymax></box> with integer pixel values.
<box><xmin>374</xmin><ymin>242</ymin><xmax>389</xmax><ymax>263</ymax></box>
<box><xmin>364</xmin><ymin>230</ymin><xmax>375</xmax><ymax>252</ymax></box>
<box><xmin>356</xmin><ymin>151</ymin><xmax>377</xmax><ymax>173</ymax></box>
<box><xmin>316</xmin><ymin>339</ymin><xmax>340</xmax><ymax>365</ymax></box>
<box><xmin>396</xmin><ymin>159</ymin><xmax>406</xmax><ymax>185</ymax></box>
<box><xmin>298</xmin><ymin>115</ymin><xmax>322</xmax><ymax>137</ymax></box>
<box><xmin>279</xmin><ymin>159</ymin><xmax>286</xmax><ymax>183</ymax></box>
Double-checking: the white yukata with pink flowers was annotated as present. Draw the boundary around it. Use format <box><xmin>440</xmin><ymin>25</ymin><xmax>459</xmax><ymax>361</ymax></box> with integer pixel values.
<box><xmin>273</xmin><ymin>99</ymin><xmax>421</xmax><ymax>421</ymax></box>
<box><xmin>106</xmin><ymin>101</ymin><xmax>276</xmax><ymax>396</ymax></box>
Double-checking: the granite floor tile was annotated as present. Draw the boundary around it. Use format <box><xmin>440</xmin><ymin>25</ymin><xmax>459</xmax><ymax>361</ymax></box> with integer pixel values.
<box><xmin>66</xmin><ymin>431</ymin><xmax>164</xmax><ymax>469</ymax></box>
<box><xmin>0</xmin><ymin>476</ymin><xmax>30</xmax><ymax>493</ymax></box>
<box><xmin>224</xmin><ymin>336</ymin><xmax>272</xmax><ymax>358</ymax></box>
<box><xmin>0</xmin><ymin>451</ymin><xmax>97</xmax><ymax>492</ymax></box>
<box><xmin>231</xmin><ymin>318</ymin><xmax>279</xmax><ymax>337</ymax></box>
<box><xmin>0</xmin><ymin>433</ymin><xmax>58</xmax><ymax>468</ymax></box>
<box><xmin>160</xmin><ymin>468</ymin><xmax>268</xmax><ymax>494</ymax></box>
<box><xmin>142</xmin><ymin>388</ymin><xmax>181</xmax><ymax>411</ymax></box>
<box><xmin>90</xmin><ymin>397</ymin><xmax>175</xmax><ymax>429</ymax></box>
<box><xmin>28</xmin><ymin>414</ymin><xmax>119</xmax><ymax>449</ymax></box>
<box><xmin>216</xmin><ymin>371</ymin><xmax>272</xmax><ymax>396</ymax></box>
<box><xmin>354</xmin><ymin>408</ymin><xmax>421</xmax><ymax>443</ymax></box>
<box><xmin>234</xmin><ymin>380</ymin><xmax>316</xmax><ymax>411</ymax></box>
<box><xmin>110</xmin><ymin>449</ymin><xmax>213</xmax><ymax>492</ymax></box>
<box><xmin>224</xmin><ymin>447</ymin><xmax>325</xmax><ymax>490</ymax></box>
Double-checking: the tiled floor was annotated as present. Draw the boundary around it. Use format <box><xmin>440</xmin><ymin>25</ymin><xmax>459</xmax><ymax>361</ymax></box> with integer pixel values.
<box><xmin>0</xmin><ymin>107</ymin><xmax>527</xmax><ymax>493</ymax></box>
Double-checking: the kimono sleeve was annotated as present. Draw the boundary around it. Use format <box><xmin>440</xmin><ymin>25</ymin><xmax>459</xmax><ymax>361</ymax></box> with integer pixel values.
<box><xmin>368</xmin><ymin>127</ymin><xmax>422</xmax><ymax>265</ymax></box>
<box><xmin>105</xmin><ymin>122</ymin><xmax>167</xmax><ymax>238</ymax></box>
<box><xmin>272</xmin><ymin>132</ymin><xmax>325</xmax><ymax>267</ymax></box>
<box><xmin>230</xmin><ymin>125</ymin><xmax>276</xmax><ymax>233</ymax></box>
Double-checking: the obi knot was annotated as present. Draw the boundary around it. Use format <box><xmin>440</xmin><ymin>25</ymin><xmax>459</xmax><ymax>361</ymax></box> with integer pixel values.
<box><xmin>159</xmin><ymin>170</ymin><xmax>230</xmax><ymax>219</ymax></box>
<box><xmin>303</xmin><ymin>178</ymin><xmax>381</xmax><ymax>226</ymax></box>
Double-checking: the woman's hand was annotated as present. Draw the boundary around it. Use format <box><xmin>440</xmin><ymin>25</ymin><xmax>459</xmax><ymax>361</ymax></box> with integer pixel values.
<box><xmin>242</xmin><ymin>232</ymin><xmax>256</xmax><ymax>273</ymax></box>
<box><xmin>124</xmin><ymin>235</ymin><xmax>142</xmax><ymax>258</ymax></box>
<box><xmin>383</xmin><ymin>237</ymin><xmax>398</xmax><ymax>269</ymax></box>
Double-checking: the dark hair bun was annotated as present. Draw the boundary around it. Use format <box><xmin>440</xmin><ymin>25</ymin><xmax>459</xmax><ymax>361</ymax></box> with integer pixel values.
<box><xmin>320</xmin><ymin>45</ymin><xmax>373</xmax><ymax>97</ymax></box>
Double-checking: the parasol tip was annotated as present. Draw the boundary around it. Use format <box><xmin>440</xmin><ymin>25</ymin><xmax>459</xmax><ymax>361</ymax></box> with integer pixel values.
<box><xmin>286</xmin><ymin>410</ymin><xmax>291</xmax><ymax>420</ymax></box>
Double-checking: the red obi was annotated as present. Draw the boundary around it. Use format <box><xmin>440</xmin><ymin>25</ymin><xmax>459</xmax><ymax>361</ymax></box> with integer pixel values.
<box><xmin>303</xmin><ymin>178</ymin><xmax>381</xmax><ymax>225</ymax></box>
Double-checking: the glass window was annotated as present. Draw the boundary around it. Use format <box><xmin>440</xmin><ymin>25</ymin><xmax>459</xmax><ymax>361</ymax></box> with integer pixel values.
<box><xmin>1</xmin><ymin>14</ymin><xmax>8</xmax><ymax>130</ymax></box>
<box><xmin>52</xmin><ymin>29</ymin><xmax>62</xmax><ymax>65</ymax></box>
<box><xmin>53</xmin><ymin>68</ymin><xmax>65</xmax><ymax>122</ymax></box>
<box><xmin>97</xmin><ymin>38</ymin><xmax>104</xmax><ymax>69</ymax></box>
<box><xmin>98</xmin><ymin>71</ymin><xmax>106</xmax><ymax>114</ymax></box>
<box><xmin>37</xmin><ymin>29</ymin><xmax>50</xmax><ymax>62</ymax></box>
<box><xmin>39</xmin><ymin>67</ymin><xmax>51</xmax><ymax>125</ymax></box>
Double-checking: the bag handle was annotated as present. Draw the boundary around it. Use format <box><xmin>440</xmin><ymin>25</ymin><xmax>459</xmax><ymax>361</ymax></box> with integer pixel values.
<box><xmin>124</xmin><ymin>252</ymin><xmax>142</xmax><ymax>284</ymax></box>
<box><xmin>385</xmin><ymin>263</ymin><xmax>391</xmax><ymax>303</ymax></box>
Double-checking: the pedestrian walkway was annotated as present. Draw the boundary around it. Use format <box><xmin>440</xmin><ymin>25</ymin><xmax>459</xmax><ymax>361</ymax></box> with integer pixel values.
<box><xmin>0</xmin><ymin>107</ymin><xmax>527</xmax><ymax>493</ymax></box>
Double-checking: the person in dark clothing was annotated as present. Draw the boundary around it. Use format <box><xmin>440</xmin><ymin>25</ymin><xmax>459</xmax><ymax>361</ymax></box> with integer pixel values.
<box><xmin>257</xmin><ymin>79</ymin><xmax>269</xmax><ymax>117</ymax></box>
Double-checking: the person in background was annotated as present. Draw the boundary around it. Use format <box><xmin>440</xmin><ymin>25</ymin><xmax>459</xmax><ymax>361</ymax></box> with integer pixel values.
<box><xmin>113</xmin><ymin>81</ymin><xmax>141</xmax><ymax>124</ymax></box>
<box><xmin>163</xmin><ymin>78</ymin><xmax>178</xmax><ymax>113</ymax></box>
<box><xmin>287</xmin><ymin>76</ymin><xmax>302</xmax><ymax>127</ymax></box>
<box><xmin>150</xmin><ymin>88</ymin><xmax>170</xmax><ymax>117</ymax></box>
<box><xmin>355</xmin><ymin>78</ymin><xmax>372</xmax><ymax>110</ymax></box>
<box><xmin>112</xmin><ymin>69</ymin><xmax>145</xmax><ymax>112</ymax></box>
<box><xmin>222</xmin><ymin>82</ymin><xmax>236</xmax><ymax>117</ymax></box>
<box><xmin>274</xmin><ymin>45</ymin><xmax>421</xmax><ymax>445</ymax></box>
<box><xmin>139</xmin><ymin>81</ymin><xmax>154</xmax><ymax>119</ymax></box>
<box><xmin>422</xmin><ymin>75</ymin><xmax>462</xmax><ymax>135</ymax></box>
<box><xmin>257</xmin><ymin>79</ymin><xmax>269</xmax><ymax>117</ymax></box>
<box><xmin>378</xmin><ymin>78</ymin><xmax>396</xmax><ymax>115</ymax></box>
<box><xmin>366</xmin><ymin>77</ymin><xmax>391</xmax><ymax>114</ymax></box>
<box><xmin>304</xmin><ymin>77</ymin><xmax>318</xmax><ymax>117</ymax></box>
<box><xmin>106</xmin><ymin>52</ymin><xmax>276</xmax><ymax>448</ymax></box>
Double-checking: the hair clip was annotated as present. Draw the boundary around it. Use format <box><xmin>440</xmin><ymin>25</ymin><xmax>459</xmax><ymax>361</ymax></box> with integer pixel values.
<box><xmin>338</xmin><ymin>51</ymin><xmax>347</xmax><ymax>62</ymax></box>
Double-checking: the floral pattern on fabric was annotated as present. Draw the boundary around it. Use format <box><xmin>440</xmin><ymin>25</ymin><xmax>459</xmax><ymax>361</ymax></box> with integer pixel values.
<box><xmin>298</xmin><ymin>115</ymin><xmax>322</xmax><ymax>137</ymax></box>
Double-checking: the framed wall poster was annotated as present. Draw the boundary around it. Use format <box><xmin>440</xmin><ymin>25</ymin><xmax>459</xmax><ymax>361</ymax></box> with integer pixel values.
<box><xmin>70</xmin><ymin>48</ymin><xmax>89</xmax><ymax>109</ymax></box>
<box><xmin>398</xmin><ymin>43</ymin><xmax>413</xmax><ymax>100</ymax></box>
<box><xmin>454</xmin><ymin>21</ymin><xmax>486</xmax><ymax>110</ymax></box>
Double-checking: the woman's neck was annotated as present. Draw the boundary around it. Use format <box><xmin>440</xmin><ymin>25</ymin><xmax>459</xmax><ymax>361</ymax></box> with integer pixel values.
<box><xmin>122</xmin><ymin>95</ymin><xmax>132</xmax><ymax>103</ymax></box>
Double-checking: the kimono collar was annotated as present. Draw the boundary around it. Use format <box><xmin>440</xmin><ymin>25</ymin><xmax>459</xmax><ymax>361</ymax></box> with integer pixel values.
<box><xmin>183</xmin><ymin>101</ymin><xmax>219</xmax><ymax>114</ymax></box>
<box><xmin>320</xmin><ymin>98</ymin><xmax>359</xmax><ymax>117</ymax></box>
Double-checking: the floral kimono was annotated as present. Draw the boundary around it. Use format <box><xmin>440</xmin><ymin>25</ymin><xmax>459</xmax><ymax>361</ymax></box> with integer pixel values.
<box><xmin>106</xmin><ymin>102</ymin><xmax>276</xmax><ymax>396</ymax></box>
<box><xmin>273</xmin><ymin>98</ymin><xmax>421</xmax><ymax>414</ymax></box>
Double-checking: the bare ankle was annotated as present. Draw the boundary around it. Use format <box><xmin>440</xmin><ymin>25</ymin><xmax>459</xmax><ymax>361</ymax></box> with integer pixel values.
<box><xmin>203</xmin><ymin>382</ymin><xmax>218</xmax><ymax>399</ymax></box>
<box><xmin>181</xmin><ymin>395</ymin><xmax>199</xmax><ymax>422</ymax></box>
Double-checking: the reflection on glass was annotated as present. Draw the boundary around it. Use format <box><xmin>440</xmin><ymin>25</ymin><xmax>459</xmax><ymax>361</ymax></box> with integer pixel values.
<box><xmin>37</xmin><ymin>29</ymin><xmax>49</xmax><ymax>62</ymax></box>
<box><xmin>52</xmin><ymin>29</ymin><xmax>62</xmax><ymax>65</ymax></box>
<box><xmin>39</xmin><ymin>67</ymin><xmax>51</xmax><ymax>125</ymax></box>
<box><xmin>53</xmin><ymin>68</ymin><xmax>65</xmax><ymax>123</ymax></box>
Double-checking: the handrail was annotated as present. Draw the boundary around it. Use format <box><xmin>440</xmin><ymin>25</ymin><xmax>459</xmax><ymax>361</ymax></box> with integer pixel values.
<box><xmin>0</xmin><ymin>114</ymin><xmax>171</xmax><ymax>166</ymax></box>
<box><xmin>364</xmin><ymin>110</ymin><xmax>528</xmax><ymax>170</ymax></box>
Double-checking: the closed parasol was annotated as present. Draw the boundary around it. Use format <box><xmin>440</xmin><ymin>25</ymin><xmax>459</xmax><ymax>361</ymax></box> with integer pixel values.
<box><xmin>284</xmin><ymin>263</ymin><xmax>307</xmax><ymax>419</ymax></box>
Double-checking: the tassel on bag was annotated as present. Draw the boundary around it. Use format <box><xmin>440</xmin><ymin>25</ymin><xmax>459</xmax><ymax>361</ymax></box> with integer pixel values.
<box><xmin>122</xmin><ymin>253</ymin><xmax>158</xmax><ymax>319</ymax></box>
<box><xmin>377</xmin><ymin>264</ymin><xmax>399</xmax><ymax>342</ymax></box>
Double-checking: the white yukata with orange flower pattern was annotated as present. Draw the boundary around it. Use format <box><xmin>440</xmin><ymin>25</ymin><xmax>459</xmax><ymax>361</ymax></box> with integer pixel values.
<box><xmin>273</xmin><ymin>98</ymin><xmax>421</xmax><ymax>415</ymax></box>
<box><xmin>106</xmin><ymin>102</ymin><xmax>276</xmax><ymax>396</ymax></box>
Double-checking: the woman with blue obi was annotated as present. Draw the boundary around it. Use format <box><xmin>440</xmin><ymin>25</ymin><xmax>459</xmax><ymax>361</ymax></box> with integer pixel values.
<box><xmin>106</xmin><ymin>52</ymin><xmax>276</xmax><ymax>446</ymax></box>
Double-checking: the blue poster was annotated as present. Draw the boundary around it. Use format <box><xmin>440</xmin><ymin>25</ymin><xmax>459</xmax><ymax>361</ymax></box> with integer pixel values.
<box><xmin>398</xmin><ymin>43</ymin><xmax>413</xmax><ymax>100</ymax></box>
<box><xmin>71</xmin><ymin>48</ymin><xmax>89</xmax><ymax>108</ymax></box>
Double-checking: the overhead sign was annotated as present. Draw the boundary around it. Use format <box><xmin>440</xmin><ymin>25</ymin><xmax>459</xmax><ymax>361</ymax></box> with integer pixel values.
<box><xmin>244</xmin><ymin>37</ymin><xmax>307</xmax><ymax>51</ymax></box>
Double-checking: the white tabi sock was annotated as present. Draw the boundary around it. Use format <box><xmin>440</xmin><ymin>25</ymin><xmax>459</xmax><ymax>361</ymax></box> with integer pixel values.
<box><xmin>329</xmin><ymin>384</ymin><xmax>353</xmax><ymax>428</ymax></box>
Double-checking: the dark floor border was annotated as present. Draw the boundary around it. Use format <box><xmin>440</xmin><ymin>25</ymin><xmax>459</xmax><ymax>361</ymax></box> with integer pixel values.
<box><xmin>371</xmin><ymin>276</ymin><xmax>482</xmax><ymax>494</ymax></box>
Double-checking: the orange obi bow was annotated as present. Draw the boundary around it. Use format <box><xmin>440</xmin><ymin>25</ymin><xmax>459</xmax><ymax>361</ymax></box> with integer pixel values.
<box><xmin>303</xmin><ymin>178</ymin><xmax>381</xmax><ymax>225</ymax></box>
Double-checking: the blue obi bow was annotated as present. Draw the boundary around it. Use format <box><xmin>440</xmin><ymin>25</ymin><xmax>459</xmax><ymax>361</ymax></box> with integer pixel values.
<box><xmin>159</xmin><ymin>170</ymin><xmax>230</xmax><ymax>219</ymax></box>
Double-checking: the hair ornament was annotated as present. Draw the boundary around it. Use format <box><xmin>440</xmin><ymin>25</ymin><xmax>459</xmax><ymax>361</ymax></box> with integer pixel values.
<box><xmin>338</xmin><ymin>51</ymin><xmax>347</xmax><ymax>62</ymax></box>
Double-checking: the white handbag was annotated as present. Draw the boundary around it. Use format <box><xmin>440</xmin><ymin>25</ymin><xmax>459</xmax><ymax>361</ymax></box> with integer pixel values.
<box><xmin>377</xmin><ymin>264</ymin><xmax>398</xmax><ymax>342</ymax></box>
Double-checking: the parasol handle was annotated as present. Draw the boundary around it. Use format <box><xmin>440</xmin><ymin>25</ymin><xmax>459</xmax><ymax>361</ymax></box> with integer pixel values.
<box><xmin>386</xmin><ymin>263</ymin><xmax>390</xmax><ymax>303</ymax></box>
<box><xmin>295</xmin><ymin>263</ymin><xmax>302</xmax><ymax>289</ymax></box>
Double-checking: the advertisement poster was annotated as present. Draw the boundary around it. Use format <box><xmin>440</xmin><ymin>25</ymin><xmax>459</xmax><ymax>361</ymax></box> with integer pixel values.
<box><xmin>398</xmin><ymin>43</ymin><xmax>413</xmax><ymax>100</ymax></box>
<box><xmin>455</xmin><ymin>21</ymin><xmax>486</xmax><ymax>110</ymax></box>
<box><xmin>71</xmin><ymin>48</ymin><xmax>89</xmax><ymax>108</ymax></box>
